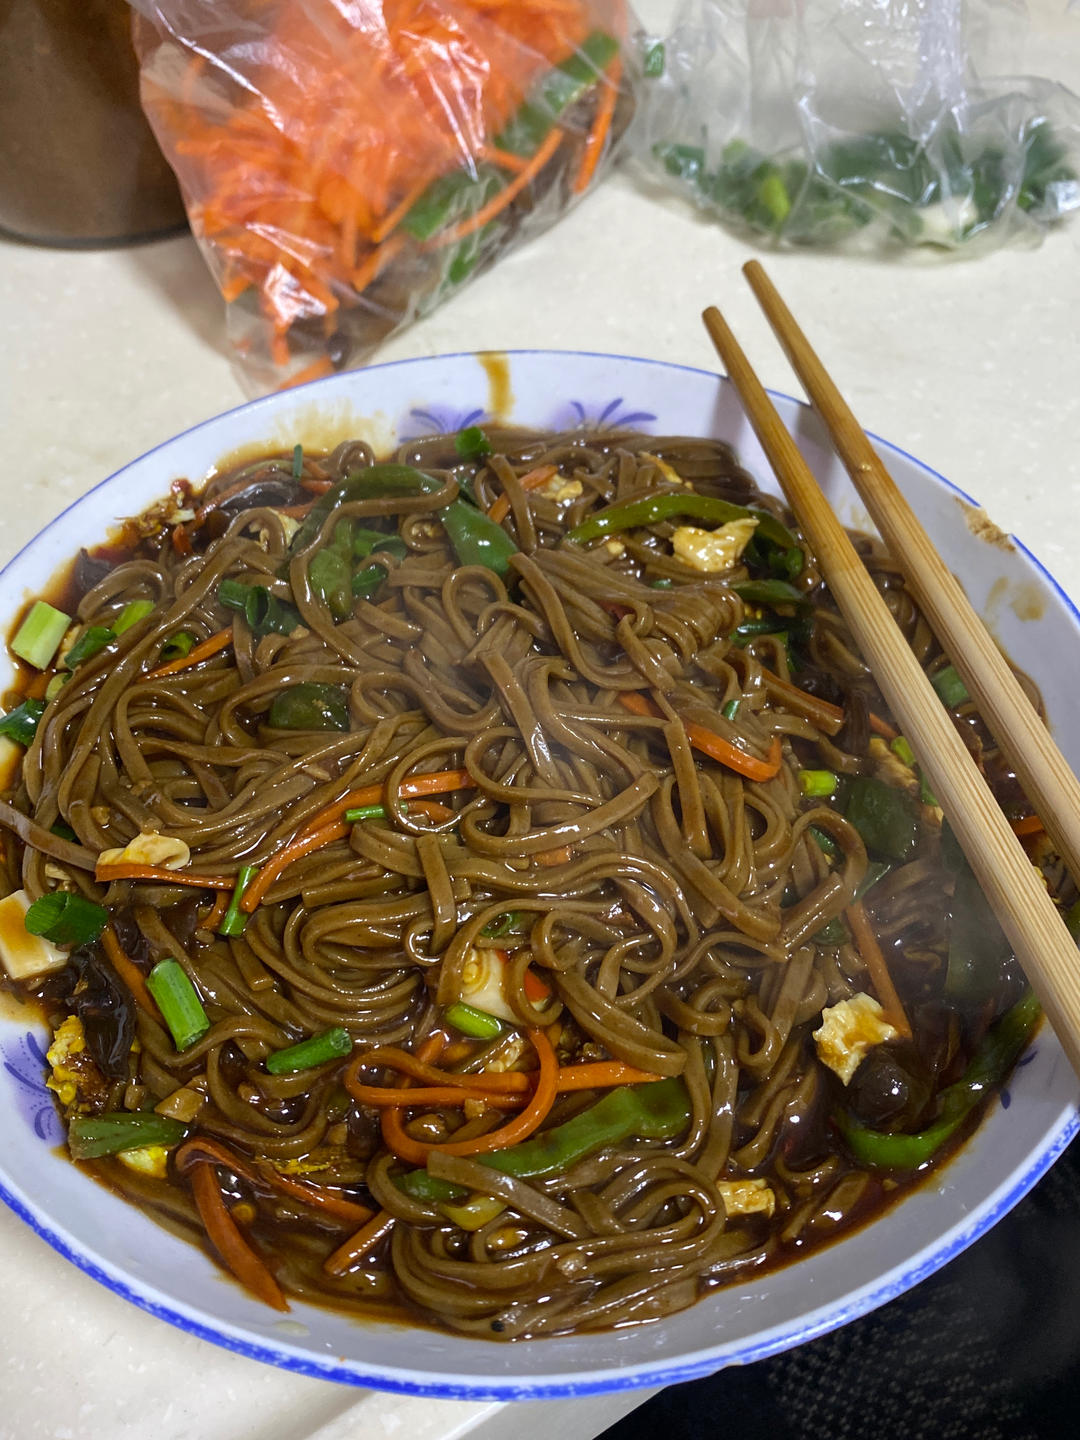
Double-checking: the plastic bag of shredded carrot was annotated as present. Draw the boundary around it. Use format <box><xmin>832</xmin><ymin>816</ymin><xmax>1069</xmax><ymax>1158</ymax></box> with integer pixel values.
<box><xmin>131</xmin><ymin>0</ymin><xmax>635</xmax><ymax>391</ymax></box>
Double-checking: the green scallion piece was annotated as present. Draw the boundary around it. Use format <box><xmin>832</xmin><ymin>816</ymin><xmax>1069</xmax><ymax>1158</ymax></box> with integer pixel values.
<box><xmin>68</xmin><ymin>1111</ymin><xmax>189</xmax><ymax>1161</ymax></box>
<box><xmin>799</xmin><ymin>769</ymin><xmax>838</xmax><ymax>798</ymax></box>
<box><xmin>51</xmin><ymin>821</ymin><xmax>78</xmax><ymax>843</ymax></box>
<box><xmin>649</xmin><ymin>577</ymin><xmax>673</xmax><ymax>590</ymax></box>
<box><xmin>292</xmin><ymin>443</ymin><xmax>304</xmax><ymax>481</ymax></box>
<box><xmin>63</xmin><ymin>625</ymin><xmax>115</xmax><ymax>669</ymax></box>
<box><xmin>146</xmin><ymin>959</ymin><xmax>210</xmax><ymax>1051</ymax></box>
<box><xmin>12</xmin><ymin>601</ymin><xmax>71</xmax><ymax>669</ymax></box>
<box><xmin>0</xmin><ymin>698</ymin><xmax>45</xmax><ymax>746</ymax></box>
<box><xmin>810</xmin><ymin>825</ymin><xmax>839</xmax><ymax>859</ymax></box>
<box><xmin>931</xmin><ymin>664</ymin><xmax>970</xmax><ymax>709</ymax></box>
<box><xmin>481</xmin><ymin>911</ymin><xmax>525</xmax><ymax>939</ymax></box>
<box><xmin>721</xmin><ymin>698</ymin><xmax>740</xmax><ymax>721</ymax></box>
<box><xmin>219</xmin><ymin>864</ymin><xmax>258</xmax><ymax>938</ymax></box>
<box><xmin>265</xmin><ymin>1026</ymin><xmax>352</xmax><ymax>1075</ymax></box>
<box><xmin>454</xmin><ymin>426</ymin><xmax>492</xmax><ymax>461</ymax></box>
<box><xmin>920</xmin><ymin>771</ymin><xmax>940</xmax><ymax>808</ymax></box>
<box><xmin>890</xmin><ymin>735</ymin><xmax>917</xmax><ymax>767</ymax></box>
<box><xmin>218</xmin><ymin>579</ymin><xmax>251</xmax><ymax>613</ymax></box>
<box><xmin>45</xmin><ymin>673</ymin><xmax>69</xmax><ymax>701</ymax></box>
<box><xmin>24</xmin><ymin>891</ymin><xmax>108</xmax><ymax>947</ymax></box>
<box><xmin>160</xmin><ymin>631</ymin><xmax>196</xmax><ymax>663</ymax></box>
<box><xmin>643</xmin><ymin>40</ymin><xmax>666</xmax><ymax>77</ymax></box>
<box><xmin>445</xmin><ymin>1001</ymin><xmax>503</xmax><ymax>1040</ymax></box>
<box><xmin>344</xmin><ymin>802</ymin><xmax>393</xmax><ymax>823</ymax></box>
<box><xmin>115</xmin><ymin>600</ymin><xmax>155</xmax><ymax>635</ymax></box>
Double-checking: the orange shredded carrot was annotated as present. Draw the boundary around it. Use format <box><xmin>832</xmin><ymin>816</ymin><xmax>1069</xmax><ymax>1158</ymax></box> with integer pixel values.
<box><xmin>203</xmin><ymin>890</ymin><xmax>231</xmax><ymax>932</ymax></box>
<box><xmin>534</xmin><ymin>844</ymin><xmax>575</xmax><ymax>868</ymax></box>
<box><xmin>280</xmin><ymin>356</ymin><xmax>335</xmax><ymax>391</ymax></box>
<box><xmin>380</xmin><ymin>1028</ymin><xmax>559</xmax><ymax>1165</ymax></box>
<box><xmin>572</xmin><ymin>56</ymin><xmax>620</xmax><ymax>194</ymax></box>
<box><xmin>185</xmin><ymin>1159</ymin><xmax>289</xmax><ymax>1311</ymax></box>
<box><xmin>868</xmin><ymin>712</ymin><xmax>899</xmax><ymax>741</ymax></box>
<box><xmin>177</xmin><ymin>1136</ymin><xmax>372</xmax><ymax>1227</ymax></box>
<box><xmin>141</xmin><ymin>628</ymin><xmax>233</xmax><ymax>682</ymax></box>
<box><xmin>324</xmin><ymin>1208</ymin><xmax>396</xmax><ymax>1277</ymax></box>
<box><xmin>171</xmin><ymin>523</ymin><xmax>193</xmax><ymax>557</ymax></box>
<box><xmin>476</xmin><ymin>143</ymin><xmax>531</xmax><ymax>174</ymax></box>
<box><xmin>618</xmin><ymin>691</ymin><xmax>783</xmax><ymax>782</ymax></box>
<box><xmin>240</xmin><ymin>820</ymin><xmax>350</xmax><ymax>913</ymax></box>
<box><xmin>220</xmin><ymin>272</ymin><xmax>252</xmax><ymax>303</ymax></box>
<box><xmin>95</xmin><ymin>863</ymin><xmax>236</xmax><ymax>890</ymax></box>
<box><xmin>845</xmin><ymin>900</ymin><xmax>912</xmax><ymax>1039</ymax></box>
<box><xmin>100</xmin><ymin>926</ymin><xmax>160</xmax><ymax>1020</ymax></box>
<box><xmin>347</xmin><ymin>1057</ymin><xmax>663</xmax><ymax>1110</ymax></box>
<box><xmin>349</xmin><ymin>232</ymin><xmax>406</xmax><ymax>293</ymax></box>
<box><xmin>369</xmin><ymin>175</ymin><xmax>433</xmax><ymax>244</ymax></box>
<box><xmin>300</xmin><ymin>769</ymin><xmax>475</xmax><ymax>837</ymax></box>
<box><xmin>762</xmin><ymin>673</ymin><xmax>846</xmax><ymax>736</ymax></box>
<box><xmin>487</xmin><ymin>464</ymin><xmax>558</xmax><ymax>526</ymax></box>
<box><xmin>428</xmin><ymin>128</ymin><xmax>564</xmax><ymax>247</ymax></box>
<box><xmin>1010</xmin><ymin>814</ymin><xmax>1045</xmax><ymax>838</ymax></box>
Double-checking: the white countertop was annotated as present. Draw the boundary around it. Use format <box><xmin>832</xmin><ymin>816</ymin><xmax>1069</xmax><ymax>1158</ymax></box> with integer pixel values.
<box><xmin>2</xmin><ymin>3</ymin><xmax>1079</xmax><ymax>1436</ymax></box>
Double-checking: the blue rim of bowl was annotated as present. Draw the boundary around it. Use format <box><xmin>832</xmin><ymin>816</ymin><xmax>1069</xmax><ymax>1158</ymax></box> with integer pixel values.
<box><xmin>0</xmin><ymin>349</ymin><xmax>1076</xmax><ymax>1400</ymax></box>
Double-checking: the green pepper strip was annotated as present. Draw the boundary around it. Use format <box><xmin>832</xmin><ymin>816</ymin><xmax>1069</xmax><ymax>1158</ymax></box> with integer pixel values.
<box><xmin>269</xmin><ymin>682</ymin><xmax>350</xmax><ymax>732</ymax></box>
<box><xmin>567</xmin><ymin>493</ymin><xmax>796</xmax><ymax>551</ymax></box>
<box><xmin>291</xmin><ymin>461</ymin><xmax>518</xmax><ymax>579</ymax></box>
<box><xmin>835</xmin><ymin>989</ymin><xmax>1041</xmax><ymax>1171</ymax></box>
<box><xmin>396</xmin><ymin>1076</ymin><xmax>691</xmax><ymax>1203</ymax></box>
<box><xmin>68</xmin><ymin>1111</ymin><xmax>189</xmax><ymax>1161</ymax></box>
<box><xmin>844</xmin><ymin>774</ymin><xmax>922</xmax><ymax>862</ymax></box>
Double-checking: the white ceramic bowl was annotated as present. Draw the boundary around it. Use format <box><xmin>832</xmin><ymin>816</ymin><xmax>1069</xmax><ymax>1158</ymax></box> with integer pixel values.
<box><xmin>0</xmin><ymin>351</ymin><xmax>1077</xmax><ymax>1400</ymax></box>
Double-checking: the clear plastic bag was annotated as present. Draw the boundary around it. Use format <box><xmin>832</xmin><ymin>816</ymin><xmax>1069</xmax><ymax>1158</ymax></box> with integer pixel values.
<box><xmin>131</xmin><ymin>1</ymin><xmax>634</xmax><ymax>391</ymax></box>
<box><xmin>632</xmin><ymin>0</ymin><xmax>1080</xmax><ymax>254</ymax></box>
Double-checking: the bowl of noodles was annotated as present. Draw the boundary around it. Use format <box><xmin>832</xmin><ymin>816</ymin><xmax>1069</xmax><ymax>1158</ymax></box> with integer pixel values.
<box><xmin>0</xmin><ymin>350</ymin><xmax>1076</xmax><ymax>1399</ymax></box>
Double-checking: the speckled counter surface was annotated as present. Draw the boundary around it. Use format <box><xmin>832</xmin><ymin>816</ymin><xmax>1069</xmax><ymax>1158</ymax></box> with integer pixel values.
<box><xmin>1</xmin><ymin>3</ymin><xmax>1079</xmax><ymax>1436</ymax></box>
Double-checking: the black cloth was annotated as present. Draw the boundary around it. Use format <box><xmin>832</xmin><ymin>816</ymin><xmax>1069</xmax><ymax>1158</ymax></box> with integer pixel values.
<box><xmin>600</xmin><ymin>1136</ymin><xmax>1080</xmax><ymax>1440</ymax></box>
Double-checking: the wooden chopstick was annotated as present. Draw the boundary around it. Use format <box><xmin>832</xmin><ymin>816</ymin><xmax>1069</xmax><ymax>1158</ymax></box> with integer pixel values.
<box><xmin>743</xmin><ymin>257</ymin><xmax>1080</xmax><ymax>885</ymax></box>
<box><xmin>701</xmin><ymin>300</ymin><xmax>1080</xmax><ymax>1078</ymax></box>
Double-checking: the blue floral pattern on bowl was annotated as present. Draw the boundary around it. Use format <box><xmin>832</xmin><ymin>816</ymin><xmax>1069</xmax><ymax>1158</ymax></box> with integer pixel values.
<box><xmin>1</xmin><ymin>1029</ymin><xmax>62</xmax><ymax>1144</ymax></box>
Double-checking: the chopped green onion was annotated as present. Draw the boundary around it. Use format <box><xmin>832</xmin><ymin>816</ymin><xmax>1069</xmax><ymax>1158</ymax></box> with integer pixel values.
<box><xmin>344</xmin><ymin>802</ymin><xmax>393</xmax><ymax>823</ymax></box>
<box><xmin>268</xmin><ymin>682</ymin><xmax>350</xmax><ymax>732</ymax></box>
<box><xmin>68</xmin><ymin>1111</ymin><xmax>188</xmax><ymax>1160</ymax></box>
<box><xmin>855</xmin><ymin>860</ymin><xmax>893</xmax><ymax>901</ymax></box>
<box><xmin>810</xmin><ymin>825</ymin><xmax>839</xmax><ymax>859</ymax></box>
<box><xmin>812</xmin><ymin>915</ymin><xmax>849</xmax><ymax>946</ymax></box>
<box><xmin>445</xmin><ymin>1001</ymin><xmax>503</xmax><ymax>1040</ymax></box>
<box><xmin>12</xmin><ymin>601</ymin><xmax>71</xmax><ymax>669</ymax></box>
<box><xmin>0</xmin><ymin>698</ymin><xmax>45</xmax><ymax>746</ymax></box>
<box><xmin>890</xmin><ymin>735</ymin><xmax>916</xmax><ymax>767</ymax></box>
<box><xmin>24</xmin><ymin>891</ymin><xmax>108</xmax><ymax>947</ymax></box>
<box><xmin>115</xmin><ymin>600</ymin><xmax>154</xmax><ymax>635</ymax></box>
<box><xmin>51</xmin><ymin>821</ymin><xmax>78</xmax><ymax>842</ymax></box>
<box><xmin>219</xmin><ymin>864</ymin><xmax>258</xmax><ymax>938</ymax></box>
<box><xmin>649</xmin><ymin>577</ymin><xmax>673</xmax><ymax>590</ymax></box>
<box><xmin>147</xmin><ymin>958</ymin><xmax>210</xmax><ymax>1051</ymax></box>
<box><xmin>454</xmin><ymin>425</ymin><xmax>492</xmax><ymax>461</ymax></box>
<box><xmin>920</xmin><ymin>770</ymin><xmax>940</xmax><ymax>808</ymax></box>
<box><xmin>721</xmin><ymin>698</ymin><xmax>740</xmax><ymax>721</ymax></box>
<box><xmin>160</xmin><ymin>631</ymin><xmax>196</xmax><ymax>663</ymax></box>
<box><xmin>292</xmin><ymin>443</ymin><xmax>304</xmax><ymax>481</ymax></box>
<box><xmin>63</xmin><ymin>625</ymin><xmax>115</xmax><ymax>669</ymax></box>
<box><xmin>217</xmin><ymin>579</ymin><xmax>250</xmax><ymax>613</ymax></box>
<box><xmin>643</xmin><ymin>40</ymin><xmax>666</xmax><ymax>77</ymax></box>
<box><xmin>45</xmin><ymin>673</ymin><xmax>69</xmax><ymax>701</ymax></box>
<box><xmin>799</xmin><ymin>769</ymin><xmax>838</xmax><ymax>797</ymax></box>
<box><xmin>931</xmin><ymin>664</ymin><xmax>969</xmax><ymax>709</ymax></box>
<box><xmin>481</xmin><ymin>911</ymin><xmax>525</xmax><ymax>939</ymax></box>
<box><xmin>732</xmin><ymin>579</ymin><xmax>806</xmax><ymax>606</ymax></box>
<box><xmin>266</xmin><ymin>1026</ymin><xmax>352</xmax><ymax>1074</ymax></box>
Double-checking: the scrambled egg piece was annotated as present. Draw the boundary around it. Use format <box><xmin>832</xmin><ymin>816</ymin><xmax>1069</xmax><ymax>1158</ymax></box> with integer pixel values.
<box><xmin>117</xmin><ymin>1145</ymin><xmax>170</xmax><ymax>1179</ymax></box>
<box><xmin>45</xmin><ymin>1015</ymin><xmax>108</xmax><ymax>1114</ymax></box>
<box><xmin>540</xmin><ymin>476</ymin><xmax>584</xmax><ymax>503</ymax></box>
<box><xmin>672</xmin><ymin>518</ymin><xmax>758</xmax><ymax>573</ymax></box>
<box><xmin>640</xmin><ymin>453</ymin><xmax>688</xmax><ymax>487</ymax></box>
<box><xmin>813</xmin><ymin>992</ymin><xmax>899</xmax><ymax>1085</ymax></box>
<box><xmin>604</xmin><ymin>538</ymin><xmax>626</xmax><ymax>558</ymax></box>
<box><xmin>718</xmin><ymin>1178</ymin><xmax>776</xmax><ymax>1219</ymax></box>
<box><xmin>439</xmin><ymin>1193</ymin><xmax>506</xmax><ymax>1231</ymax></box>
<box><xmin>98</xmin><ymin>832</ymin><xmax>190</xmax><ymax>870</ymax></box>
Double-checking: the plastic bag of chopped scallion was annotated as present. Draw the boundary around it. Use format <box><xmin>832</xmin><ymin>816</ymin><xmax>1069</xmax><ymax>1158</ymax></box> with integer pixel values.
<box><xmin>629</xmin><ymin>0</ymin><xmax>1080</xmax><ymax>255</ymax></box>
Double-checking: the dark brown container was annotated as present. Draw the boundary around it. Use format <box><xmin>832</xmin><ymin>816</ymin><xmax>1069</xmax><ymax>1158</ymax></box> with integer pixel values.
<box><xmin>0</xmin><ymin>0</ymin><xmax>187</xmax><ymax>247</ymax></box>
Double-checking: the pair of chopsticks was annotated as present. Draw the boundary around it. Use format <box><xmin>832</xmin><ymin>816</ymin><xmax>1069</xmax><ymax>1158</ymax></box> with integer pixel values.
<box><xmin>704</xmin><ymin>263</ymin><xmax>1080</xmax><ymax>1080</ymax></box>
